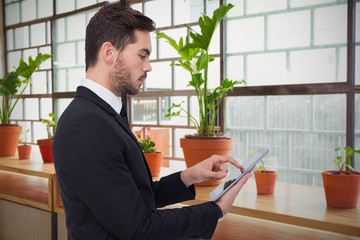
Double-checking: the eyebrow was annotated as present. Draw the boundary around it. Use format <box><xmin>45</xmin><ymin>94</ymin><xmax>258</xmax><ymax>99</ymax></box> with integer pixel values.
<box><xmin>140</xmin><ymin>48</ymin><xmax>150</xmax><ymax>56</ymax></box>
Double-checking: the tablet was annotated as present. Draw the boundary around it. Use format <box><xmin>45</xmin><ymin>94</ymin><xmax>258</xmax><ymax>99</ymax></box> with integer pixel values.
<box><xmin>209</xmin><ymin>148</ymin><xmax>269</xmax><ymax>202</ymax></box>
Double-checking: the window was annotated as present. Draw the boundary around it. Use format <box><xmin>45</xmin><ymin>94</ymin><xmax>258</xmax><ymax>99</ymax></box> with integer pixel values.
<box><xmin>129</xmin><ymin>0</ymin><xmax>359</xmax><ymax>187</ymax></box>
<box><xmin>2</xmin><ymin>0</ymin><xmax>359</xmax><ymax>186</ymax></box>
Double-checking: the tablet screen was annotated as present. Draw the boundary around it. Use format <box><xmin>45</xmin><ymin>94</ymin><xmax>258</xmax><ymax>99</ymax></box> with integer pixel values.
<box><xmin>209</xmin><ymin>148</ymin><xmax>269</xmax><ymax>202</ymax></box>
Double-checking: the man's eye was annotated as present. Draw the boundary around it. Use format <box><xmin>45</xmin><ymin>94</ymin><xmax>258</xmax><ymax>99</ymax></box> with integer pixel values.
<box><xmin>140</xmin><ymin>55</ymin><xmax>146</xmax><ymax>59</ymax></box>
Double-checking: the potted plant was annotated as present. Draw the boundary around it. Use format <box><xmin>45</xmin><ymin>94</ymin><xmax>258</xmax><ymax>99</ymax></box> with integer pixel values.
<box><xmin>17</xmin><ymin>129</ymin><xmax>32</xmax><ymax>160</ymax></box>
<box><xmin>321</xmin><ymin>146</ymin><xmax>360</xmax><ymax>208</ymax></box>
<box><xmin>0</xmin><ymin>53</ymin><xmax>51</xmax><ymax>156</ymax></box>
<box><xmin>253</xmin><ymin>158</ymin><xmax>277</xmax><ymax>195</ymax></box>
<box><xmin>38</xmin><ymin>112</ymin><xmax>56</xmax><ymax>163</ymax></box>
<box><xmin>135</xmin><ymin>130</ymin><xmax>162</xmax><ymax>178</ymax></box>
<box><xmin>157</xmin><ymin>3</ymin><xmax>245</xmax><ymax>185</ymax></box>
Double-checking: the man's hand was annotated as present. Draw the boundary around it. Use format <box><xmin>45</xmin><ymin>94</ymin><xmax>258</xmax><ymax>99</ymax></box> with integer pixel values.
<box><xmin>215</xmin><ymin>172</ymin><xmax>251</xmax><ymax>216</ymax></box>
<box><xmin>180</xmin><ymin>155</ymin><xmax>243</xmax><ymax>187</ymax></box>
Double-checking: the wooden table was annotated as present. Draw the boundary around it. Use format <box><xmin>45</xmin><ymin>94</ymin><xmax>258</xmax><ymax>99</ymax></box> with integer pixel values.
<box><xmin>184</xmin><ymin>179</ymin><xmax>360</xmax><ymax>237</ymax></box>
<box><xmin>1</xmin><ymin>158</ymin><xmax>359</xmax><ymax>238</ymax></box>
<box><xmin>0</xmin><ymin>156</ymin><xmax>55</xmax><ymax>211</ymax></box>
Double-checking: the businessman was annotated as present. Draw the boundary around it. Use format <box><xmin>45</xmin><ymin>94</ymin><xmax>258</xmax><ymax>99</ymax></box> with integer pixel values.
<box><xmin>53</xmin><ymin>4</ymin><xmax>250</xmax><ymax>240</ymax></box>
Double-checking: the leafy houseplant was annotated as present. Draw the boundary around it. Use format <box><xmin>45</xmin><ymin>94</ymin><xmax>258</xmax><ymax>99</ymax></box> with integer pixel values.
<box><xmin>38</xmin><ymin>113</ymin><xmax>57</xmax><ymax>163</ymax></box>
<box><xmin>157</xmin><ymin>4</ymin><xmax>244</xmax><ymax>185</ymax></box>
<box><xmin>157</xmin><ymin>3</ymin><xmax>245</xmax><ymax>138</ymax></box>
<box><xmin>333</xmin><ymin>146</ymin><xmax>360</xmax><ymax>174</ymax></box>
<box><xmin>17</xmin><ymin>129</ymin><xmax>32</xmax><ymax>160</ymax></box>
<box><xmin>321</xmin><ymin>146</ymin><xmax>360</xmax><ymax>208</ymax></box>
<box><xmin>0</xmin><ymin>53</ymin><xmax>51</xmax><ymax>156</ymax></box>
<box><xmin>40</xmin><ymin>112</ymin><xmax>57</xmax><ymax>139</ymax></box>
<box><xmin>254</xmin><ymin>158</ymin><xmax>277</xmax><ymax>195</ymax></box>
<box><xmin>136</xmin><ymin>131</ymin><xmax>156</xmax><ymax>153</ymax></box>
<box><xmin>135</xmin><ymin>131</ymin><xmax>162</xmax><ymax>177</ymax></box>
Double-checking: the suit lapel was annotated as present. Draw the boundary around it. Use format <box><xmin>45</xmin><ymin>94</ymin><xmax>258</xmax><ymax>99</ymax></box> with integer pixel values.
<box><xmin>76</xmin><ymin>86</ymin><xmax>139</xmax><ymax>145</ymax></box>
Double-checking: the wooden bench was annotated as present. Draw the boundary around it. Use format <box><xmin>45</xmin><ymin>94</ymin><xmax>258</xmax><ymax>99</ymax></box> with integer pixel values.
<box><xmin>213</xmin><ymin>213</ymin><xmax>359</xmax><ymax>240</ymax></box>
<box><xmin>184</xmin><ymin>181</ymin><xmax>360</xmax><ymax>237</ymax></box>
<box><xmin>1</xmin><ymin>157</ymin><xmax>359</xmax><ymax>239</ymax></box>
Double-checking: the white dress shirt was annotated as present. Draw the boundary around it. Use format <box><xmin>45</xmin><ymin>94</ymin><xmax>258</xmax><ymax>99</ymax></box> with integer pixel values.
<box><xmin>81</xmin><ymin>78</ymin><xmax>122</xmax><ymax>114</ymax></box>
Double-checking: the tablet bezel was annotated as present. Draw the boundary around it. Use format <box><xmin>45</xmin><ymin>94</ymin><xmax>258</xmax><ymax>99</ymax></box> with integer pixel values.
<box><xmin>209</xmin><ymin>148</ymin><xmax>269</xmax><ymax>202</ymax></box>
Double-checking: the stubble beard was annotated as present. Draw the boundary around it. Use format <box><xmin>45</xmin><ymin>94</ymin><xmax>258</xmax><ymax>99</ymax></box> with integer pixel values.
<box><xmin>111</xmin><ymin>57</ymin><xmax>141</xmax><ymax>96</ymax></box>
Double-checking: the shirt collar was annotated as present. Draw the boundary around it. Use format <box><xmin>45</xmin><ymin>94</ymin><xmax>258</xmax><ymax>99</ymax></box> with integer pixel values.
<box><xmin>81</xmin><ymin>78</ymin><xmax>122</xmax><ymax>114</ymax></box>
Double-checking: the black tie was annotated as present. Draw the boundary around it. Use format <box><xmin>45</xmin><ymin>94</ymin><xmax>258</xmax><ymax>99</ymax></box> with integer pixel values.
<box><xmin>120</xmin><ymin>104</ymin><xmax>127</xmax><ymax>118</ymax></box>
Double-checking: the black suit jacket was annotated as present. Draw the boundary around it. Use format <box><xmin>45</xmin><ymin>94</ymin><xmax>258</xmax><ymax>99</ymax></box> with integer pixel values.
<box><xmin>53</xmin><ymin>86</ymin><xmax>220</xmax><ymax>240</ymax></box>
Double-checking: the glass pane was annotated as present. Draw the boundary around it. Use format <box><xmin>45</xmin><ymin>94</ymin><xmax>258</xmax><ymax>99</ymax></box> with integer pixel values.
<box><xmin>355</xmin><ymin>94</ymin><xmax>360</xmax><ymax>170</ymax></box>
<box><xmin>291</xmin><ymin>0</ymin><xmax>335</xmax><ymax>8</ymax></box>
<box><xmin>226</xmin><ymin>17</ymin><xmax>265</xmax><ymax>53</ymax></box>
<box><xmin>225</xmin><ymin>94</ymin><xmax>347</xmax><ymax>187</ymax></box>
<box><xmin>314</xmin><ymin>5</ymin><xmax>347</xmax><ymax>45</ymax></box>
<box><xmin>146</xmin><ymin>127</ymin><xmax>171</xmax><ymax>156</ymax></box>
<box><xmin>53</xmin><ymin>10</ymin><xmax>95</xmax><ymax>92</ymax></box>
<box><xmin>39</xmin><ymin>46</ymin><xmax>52</xmax><ymax>69</ymax></box>
<box><xmin>207</xmin><ymin>58</ymin><xmax>220</xmax><ymax>89</ymax></box>
<box><xmin>21</xmin><ymin>0</ymin><xmax>36</xmax><ymax>22</ymax></box>
<box><xmin>40</xmin><ymin>98</ymin><xmax>53</xmax><ymax>120</ymax></box>
<box><xmin>11</xmin><ymin>99</ymin><xmax>23</xmax><ymax>119</ymax></box>
<box><xmin>159</xmin><ymin>96</ymin><xmax>188</xmax><ymax>126</ymax></box>
<box><xmin>290</xmin><ymin>48</ymin><xmax>337</xmax><ymax>83</ymax></box>
<box><xmin>226</xmin><ymin>0</ymin><xmax>244</xmax><ymax>17</ymax></box>
<box><xmin>33</xmin><ymin>121</ymin><xmax>47</xmax><ymax>141</ymax></box>
<box><xmin>158</xmin><ymin>28</ymin><xmax>187</xmax><ymax>59</ymax></box>
<box><xmin>268</xmin><ymin>96</ymin><xmax>311</xmax><ymax>130</ymax></box>
<box><xmin>14</xmin><ymin>27</ymin><xmax>29</xmax><ymax>49</ymax></box>
<box><xmin>7</xmin><ymin>51</ymin><xmax>21</xmax><ymax>72</ymax></box>
<box><xmin>22</xmin><ymin>48</ymin><xmax>38</xmax><ymax>68</ymax></box>
<box><xmin>67</xmin><ymin>14</ymin><xmax>87</xmax><ymax>41</ymax></box>
<box><xmin>6</xmin><ymin>30</ymin><xmax>14</xmax><ymax>50</ymax></box>
<box><xmin>30</xmin><ymin>23</ymin><xmax>46</xmax><ymax>47</ymax></box>
<box><xmin>55</xmin><ymin>99</ymin><xmax>73</xmax><ymax>117</ymax></box>
<box><xmin>32</xmin><ymin>71</ymin><xmax>48</xmax><ymax>94</ymax></box>
<box><xmin>5</xmin><ymin>2</ymin><xmax>20</xmax><ymax>25</ymax></box>
<box><xmin>314</xmin><ymin>95</ymin><xmax>346</xmax><ymax>131</ymax></box>
<box><xmin>247</xmin><ymin>0</ymin><xmax>286</xmax><ymax>14</ymax></box>
<box><xmin>56</xmin><ymin>0</ymin><xmax>75</xmax><ymax>14</ymax></box>
<box><xmin>226</xmin><ymin>55</ymin><xmax>244</xmax><ymax>83</ymax></box>
<box><xmin>225</xmin><ymin>96</ymin><xmax>265</xmax><ymax>129</ymax></box>
<box><xmin>173</xmin><ymin>0</ymin><xmax>203</xmax><ymax>25</ymax></box>
<box><xmin>131</xmin><ymin>3</ymin><xmax>142</xmax><ymax>13</ymax></box>
<box><xmin>356</xmin><ymin>46</ymin><xmax>360</xmax><ymax>85</ymax></box>
<box><xmin>38</xmin><ymin>0</ymin><xmax>53</xmax><ymax>18</ymax></box>
<box><xmin>77</xmin><ymin>0</ymin><xmax>97</xmax><ymax>9</ymax></box>
<box><xmin>25</xmin><ymin>99</ymin><xmax>40</xmax><ymax>120</ymax></box>
<box><xmin>206</xmin><ymin>0</ymin><xmax>219</xmax><ymax>15</ymax></box>
<box><xmin>225</xmin><ymin>1</ymin><xmax>348</xmax><ymax>86</ymax></box>
<box><xmin>144</xmin><ymin>0</ymin><xmax>171</xmax><ymax>28</ymax></box>
<box><xmin>146</xmin><ymin>62</ymin><xmax>171</xmax><ymax>90</ymax></box>
<box><xmin>268</xmin><ymin>10</ymin><xmax>310</xmax><ymax>49</ymax></box>
<box><xmin>132</xmin><ymin>97</ymin><xmax>158</xmax><ymax>125</ymax></box>
<box><xmin>357</xmin><ymin>2</ymin><xmax>360</xmax><ymax>42</ymax></box>
<box><xmin>174</xmin><ymin>66</ymin><xmax>191</xmax><ymax>90</ymax></box>
<box><xmin>18</xmin><ymin>122</ymin><xmax>32</xmax><ymax>143</ymax></box>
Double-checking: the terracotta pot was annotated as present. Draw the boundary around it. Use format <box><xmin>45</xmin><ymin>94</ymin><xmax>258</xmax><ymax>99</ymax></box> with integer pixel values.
<box><xmin>144</xmin><ymin>152</ymin><xmax>162</xmax><ymax>177</ymax></box>
<box><xmin>254</xmin><ymin>170</ymin><xmax>277</xmax><ymax>195</ymax></box>
<box><xmin>37</xmin><ymin>139</ymin><xmax>54</xmax><ymax>163</ymax></box>
<box><xmin>17</xmin><ymin>145</ymin><xmax>32</xmax><ymax>159</ymax></box>
<box><xmin>321</xmin><ymin>170</ymin><xmax>360</xmax><ymax>208</ymax></box>
<box><xmin>180</xmin><ymin>137</ymin><xmax>232</xmax><ymax>186</ymax></box>
<box><xmin>0</xmin><ymin>125</ymin><xmax>22</xmax><ymax>157</ymax></box>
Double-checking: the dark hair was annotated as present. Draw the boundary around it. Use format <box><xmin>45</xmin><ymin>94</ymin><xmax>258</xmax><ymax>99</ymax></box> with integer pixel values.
<box><xmin>85</xmin><ymin>4</ymin><xmax>156</xmax><ymax>70</ymax></box>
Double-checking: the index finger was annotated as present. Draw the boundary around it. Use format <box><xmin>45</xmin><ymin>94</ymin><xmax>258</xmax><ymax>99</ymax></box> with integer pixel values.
<box><xmin>216</xmin><ymin>155</ymin><xmax>242</xmax><ymax>169</ymax></box>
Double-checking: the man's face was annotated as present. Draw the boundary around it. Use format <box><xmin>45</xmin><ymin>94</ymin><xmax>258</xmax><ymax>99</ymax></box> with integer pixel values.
<box><xmin>110</xmin><ymin>30</ymin><xmax>152</xmax><ymax>96</ymax></box>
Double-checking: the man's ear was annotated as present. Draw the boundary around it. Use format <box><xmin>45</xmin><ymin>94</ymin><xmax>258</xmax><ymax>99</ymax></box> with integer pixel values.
<box><xmin>100</xmin><ymin>42</ymin><xmax>117</xmax><ymax>64</ymax></box>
